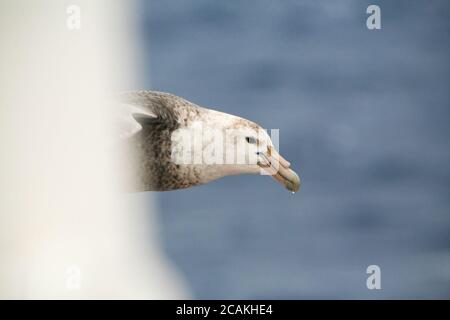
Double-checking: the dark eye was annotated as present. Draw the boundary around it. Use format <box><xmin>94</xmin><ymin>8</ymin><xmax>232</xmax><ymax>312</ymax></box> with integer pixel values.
<box><xmin>245</xmin><ymin>136</ymin><xmax>257</xmax><ymax>144</ymax></box>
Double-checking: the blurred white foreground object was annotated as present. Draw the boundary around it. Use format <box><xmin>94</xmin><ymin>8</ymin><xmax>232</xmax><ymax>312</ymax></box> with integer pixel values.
<box><xmin>0</xmin><ymin>0</ymin><xmax>189</xmax><ymax>299</ymax></box>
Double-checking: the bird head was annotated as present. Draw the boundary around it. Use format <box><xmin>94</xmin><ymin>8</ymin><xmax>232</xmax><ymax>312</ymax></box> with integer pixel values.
<box><xmin>170</xmin><ymin>108</ymin><xmax>300</xmax><ymax>192</ymax></box>
<box><xmin>218</xmin><ymin>118</ymin><xmax>300</xmax><ymax>193</ymax></box>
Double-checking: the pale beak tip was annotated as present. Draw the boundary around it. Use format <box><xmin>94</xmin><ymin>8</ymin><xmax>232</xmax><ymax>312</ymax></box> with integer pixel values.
<box><xmin>285</xmin><ymin>170</ymin><xmax>301</xmax><ymax>193</ymax></box>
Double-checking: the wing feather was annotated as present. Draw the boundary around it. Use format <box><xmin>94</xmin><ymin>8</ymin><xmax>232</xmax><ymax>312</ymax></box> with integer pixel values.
<box><xmin>116</xmin><ymin>91</ymin><xmax>181</xmax><ymax>139</ymax></box>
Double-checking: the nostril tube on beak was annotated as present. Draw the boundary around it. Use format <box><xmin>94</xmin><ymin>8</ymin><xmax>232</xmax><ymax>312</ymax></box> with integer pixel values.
<box><xmin>279</xmin><ymin>155</ymin><xmax>291</xmax><ymax>168</ymax></box>
<box><xmin>267</xmin><ymin>146</ymin><xmax>290</xmax><ymax>168</ymax></box>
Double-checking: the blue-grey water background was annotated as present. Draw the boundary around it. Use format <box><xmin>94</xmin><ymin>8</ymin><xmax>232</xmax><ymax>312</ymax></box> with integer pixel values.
<box><xmin>136</xmin><ymin>0</ymin><xmax>450</xmax><ymax>298</ymax></box>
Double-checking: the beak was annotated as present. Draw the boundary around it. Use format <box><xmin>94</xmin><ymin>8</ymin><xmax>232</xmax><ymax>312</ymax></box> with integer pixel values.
<box><xmin>258</xmin><ymin>146</ymin><xmax>301</xmax><ymax>193</ymax></box>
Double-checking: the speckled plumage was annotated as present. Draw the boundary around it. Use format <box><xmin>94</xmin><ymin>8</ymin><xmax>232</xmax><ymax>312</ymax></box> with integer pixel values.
<box><xmin>117</xmin><ymin>90</ymin><xmax>300</xmax><ymax>193</ymax></box>
<box><xmin>120</xmin><ymin>91</ymin><xmax>206</xmax><ymax>191</ymax></box>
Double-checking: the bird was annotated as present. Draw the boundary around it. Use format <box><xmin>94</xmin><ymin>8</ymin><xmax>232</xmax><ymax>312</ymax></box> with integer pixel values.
<box><xmin>116</xmin><ymin>90</ymin><xmax>300</xmax><ymax>193</ymax></box>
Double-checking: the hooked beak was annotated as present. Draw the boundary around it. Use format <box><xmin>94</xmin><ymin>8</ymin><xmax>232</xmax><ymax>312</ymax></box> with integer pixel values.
<box><xmin>257</xmin><ymin>147</ymin><xmax>301</xmax><ymax>193</ymax></box>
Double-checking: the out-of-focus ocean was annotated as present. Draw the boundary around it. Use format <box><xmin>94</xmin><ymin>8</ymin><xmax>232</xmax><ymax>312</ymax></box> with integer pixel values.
<box><xmin>136</xmin><ymin>0</ymin><xmax>450</xmax><ymax>298</ymax></box>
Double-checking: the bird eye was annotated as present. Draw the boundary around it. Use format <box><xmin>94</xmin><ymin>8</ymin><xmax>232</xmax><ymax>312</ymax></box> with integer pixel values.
<box><xmin>245</xmin><ymin>136</ymin><xmax>257</xmax><ymax>144</ymax></box>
